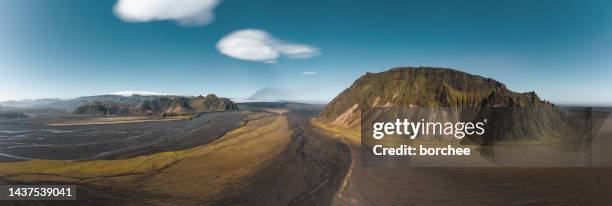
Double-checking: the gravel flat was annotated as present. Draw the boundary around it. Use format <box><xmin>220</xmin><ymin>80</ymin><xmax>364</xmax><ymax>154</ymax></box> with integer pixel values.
<box><xmin>0</xmin><ymin>112</ymin><xmax>246</xmax><ymax>161</ymax></box>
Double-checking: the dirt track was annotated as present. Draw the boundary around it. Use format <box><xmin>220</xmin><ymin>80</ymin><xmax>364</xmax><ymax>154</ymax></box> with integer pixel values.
<box><xmin>209</xmin><ymin>109</ymin><xmax>351</xmax><ymax>205</ymax></box>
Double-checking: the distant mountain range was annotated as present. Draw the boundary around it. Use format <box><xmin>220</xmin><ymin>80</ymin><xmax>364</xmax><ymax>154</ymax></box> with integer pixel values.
<box><xmin>316</xmin><ymin>67</ymin><xmax>566</xmax><ymax>143</ymax></box>
<box><xmin>74</xmin><ymin>94</ymin><xmax>239</xmax><ymax>116</ymax></box>
<box><xmin>0</xmin><ymin>95</ymin><xmax>177</xmax><ymax>110</ymax></box>
<box><xmin>0</xmin><ymin>88</ymin><xmax>325</xmax><ymax>110</ymax></box>
<box><xmin>247</xmin><ymin>87</ymin><xmax>295</xmax><ymax>102</ymax></box>
<box><xmin>246</xmin><ymin>87</ymin><xmax>329</xmax><ymax>104</ymax></box>
<box><xmin>0</xmin><ymin>93</ymin><xmax>239</xmax><ymax>116</ymax></box>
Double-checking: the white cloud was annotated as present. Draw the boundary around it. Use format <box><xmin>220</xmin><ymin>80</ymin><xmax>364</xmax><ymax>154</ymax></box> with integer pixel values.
<box><xmin>302</xmin><ymin>71</ymin><xmax>317</xmax><ymax>75</ymax></box>
<box><xmin>113</xmin><ymin>0</ymin><xmax>220</xmax><ymax>26</ymax></box>
<box><xmin>216</xmin><ymin>29</ymin><xmax>320</xmax><ymax>63</ymax></box>
<box><xmin>107</xmin><ymin>91</ymin><xmax>169</xmax><ymax>96</ymax></box>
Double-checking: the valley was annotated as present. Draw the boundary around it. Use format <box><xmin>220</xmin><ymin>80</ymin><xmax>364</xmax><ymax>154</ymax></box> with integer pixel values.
<box><xmin>3</xmin><ymin>0</ymin><xmax>611</xmax><ymax>204</ymax></box>
<box><xmin>0</xmin><ymin>107</ymin><xmax>351</xmax><ymax>205</ymax></box>
<box><xmin>1</xmin><ymin>67</ymin><xmax>611</xmax><ymax>206</ymax></box>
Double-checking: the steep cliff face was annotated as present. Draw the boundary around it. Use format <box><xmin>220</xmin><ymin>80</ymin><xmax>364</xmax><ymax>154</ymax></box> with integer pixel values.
<box><xmin>317</xmin><ymin>67</ymin><xmax>565</xmax><ymax>142</ymax></box>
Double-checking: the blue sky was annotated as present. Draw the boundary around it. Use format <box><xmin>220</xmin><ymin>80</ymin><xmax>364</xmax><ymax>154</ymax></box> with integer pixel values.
<box><xmin>1</xmin><ymin>0</ymin><xmax>611</xmax><ymax>104</ymax></box>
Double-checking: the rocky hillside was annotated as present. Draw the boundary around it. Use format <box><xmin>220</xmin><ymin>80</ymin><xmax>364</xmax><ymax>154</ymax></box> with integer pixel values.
<box><xmin>162</xmin><ymin>97</ymin><xmax>196</xmax><ymax>116</ymax></box>
<box><xmin>73</xmin><ymin>102</ymin><xmax>132</xmax><ymax>116</ymax></box>
<box><xmin>190</xmin><ymin>94</ymin><xmax>239</xmax><ymax>112</ymax></box>
<box><xmin>154</xmin><ymin>95</ymin><xmax>239</xmax><ymax>116</ymax></box>
<box><xmin>75</xmin><ymin>94</ymin><xmax>239</xmax><ymax>116</ymax></box>
<box><xmin>317</xmin><ymin>67</ymin><xmax>566</xmax><ymax>142</ymax></box>
<box><xmin>140</xmin><ymin>97</ymin><xmax>173</xmax><ymax>114</ymax></box>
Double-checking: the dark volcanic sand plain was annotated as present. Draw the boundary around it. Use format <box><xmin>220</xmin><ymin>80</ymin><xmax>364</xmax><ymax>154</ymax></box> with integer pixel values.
<box><xmin>330</xmin><ymin>113</ymin><xmax>612</xmax><ymax>206</ymax></box>
<box><xmin>0</xmin><ymin>108</ymin><xmax>351</xmax><ymax>206</ymax></box>
<box><xmin>1</xmin><ymin>107</ymin><xmax>612</xmax><ymax>205</ymax></box>
<box><xmin>0</xmin><ymin>112</ymin><xmax>245</xmax><ymax>161</ymax></box>
<box><xmin>210</xmin><ymin>109</ymin><xmax>351</xmax><ymax>205</ymax></box>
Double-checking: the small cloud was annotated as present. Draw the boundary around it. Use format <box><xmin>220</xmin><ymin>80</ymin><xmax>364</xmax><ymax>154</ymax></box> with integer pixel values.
<box><xmin>216</xmin><ymin>29</ymin><xmax>320</xmax><ymax>63</ymax></box>
<box><xmin>107</xmin><ymin>91</ymin><xmax>169</xmax><ymax>96</ymax></box>
<box><xmin>302</xmin><ymin>71</ymin><xmax>317</xmax><ymax>75</ymax></box>
<box><xmin>113</xmin><ymin>0</ymin><xmax>221</xmax><ymax>26</ymax></box>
